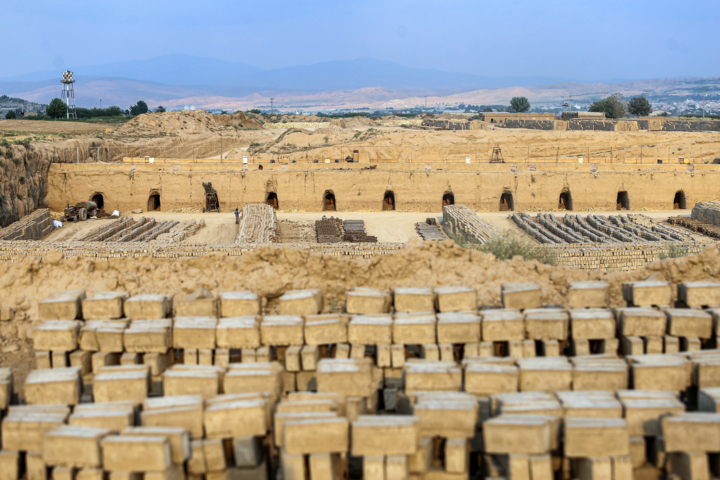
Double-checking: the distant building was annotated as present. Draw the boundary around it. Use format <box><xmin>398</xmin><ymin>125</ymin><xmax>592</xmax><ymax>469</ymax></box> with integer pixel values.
<box><xmin>478</xmin><ymin>112</ymin><xmax>557</xmax><ymax>123</ymax></box>
<box><xmin>561</xmin><ymin>111</ymin><xmax>606</xmax><ymax>121</ymax></box>
<box><xmin>0</xmin><ymin>107</ymin><xmax>23</xmax><ymax>118</ymax></box>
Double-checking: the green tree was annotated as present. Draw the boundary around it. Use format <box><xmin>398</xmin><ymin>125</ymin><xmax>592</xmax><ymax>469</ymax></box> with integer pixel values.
<box><xmin>46</xmin><ymin>98</ymin><xmax>67</xmax><ymax>119</ymax></box>
<box><xmin>510</xmin><ymin>96</ymin><xmax>531</xmax><ymax>113</ymax></box>
<box><xmin>155</xmin><ymin>105</ymin><xmax>166</xmax><ymax>113</ymax></box>
<box><xmin>130</xmin><ymin>100</ymin><xmax>149</xmax><ymax>116</ymax></box>
<box><xmin>5</xmin><ymin>110</ymin><xmax>16</xmax><ymax>119</ymax></box>
<box><xmin>106</xmin><ymin>106</ymin><xmax>122</xmax><ymax>116</ymax></box>
<box><xmin>482</xmin><ymin>106</ymin><xmax>493</xmax><ymax>112</ymax></box>
<box><xmin>627</xmin><ymin>96</ymin><xmax>652</xmax><ymax>117</ymax></box>
<box><xmin>588</xmin><ymin>93</ymin><xmax>626</xmax><ymax>119</ymax></box>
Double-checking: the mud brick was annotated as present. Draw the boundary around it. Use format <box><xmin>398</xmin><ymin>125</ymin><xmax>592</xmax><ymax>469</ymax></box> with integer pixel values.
<box><xmin>662</xmin><ymin>413</ymin><xmax>720</xmax><ymax>452</ymax></box>
<box><xmin>537</xmin><ymin>340</ymin><xmax>559</xmax><ymax>356</ymax></box>
<box><xmin>507</xmin><ymin>340</ymin><xmax>522</xmax><ymax>359</ymax></box>
<box><xmin>284</xmin><ymin>417</ymin><xmax>348</xmax><ymax>454</ymax></box>
<box><xmin>439</xmin><ymin>343</ymin><xmax>454</xmax><ymax>361</ymax></box>
<box><xmin>464</xmin><ymin>363</ymin><xmax>518</xmax><ymax>396</ymax></box>
<box><xmin>279</xmin><ymin>289</ymin><xmax>323</xmax><ymax>316</ymax></box>
<box><xmin>568</xmin><ymin>281</ymin><xmax>610</xmax><ymax>309</ymax></box>
<box><xmin>524</xmin><ymin>310</ymin><xmax>568</xmax><ymax>341</ymax></box>
<box><xmin>394</xmin><ymin>287</ymin><xmax>435</xmax><ymax>313</ymax></box>
<box><xmin>530</xmin><ymin>454</ymin><xmax>553</xmax><ymax>480</ymax></box>
<box><xmin>274</xmin><ymin>411</ymin><xmax>337</xmax><ymax>448</ymax></box>
<box><xmin>404</xmin><ymin>361</ymin><xmax>461</xmax><ymax>393</ymax></box>
<box><xmin>630</xmin><ymin>355</ymin><xmax>690</xmax><ymax>391</ymax></box>
<box><xmin>557</xmin><ymin>391</ymin><xmax>622</xmax><ymax>418</ymax></box>
<box><xmin>362</xmin><ymin>455</ymin><xmax>383</xmax><ymax>480</ymax></box>
<box><xmin>123</xmin><ymin>319</ymin><xmax>172</xmax><ymax>354</ymax></box>
<box><xmin>517</xmin><ymin>357</ymin><xmax>572</xmax><ymax>393</ymax></box>
<box><xmin>26</xmin><ymin>451</ymin><xmax>48</xmax><ymax>480</ymax></box>
<box><xmin>2</xmin><ymin>410</ymin><xmax>67</xmax><ymax>452</ymax></box>
<box><xmin>564</xmin><ymin>418</ymin><xmax>629</xmax><ymax>457</ymax></box>
<box><xmin>316</xmin><ymin>359</ymin><xmax>375</xmax><ymax>397</ymax></box>
<box><xmin>414</xmin><ymin>400</ymin><xmax>478</xmax><ymax>438</ymax></box>
<box><xmin>501</xmin><ymin>283</ymin><xmax>541</xmax><ymax>310</ymax></box>
<box><xmin>348</xmin><ymin>315</ymin><xmax>392</xmax><ymax>345</ymax></box>
<box><xmin>574</xmin><ymin>457</ymin><xmax>611</xmax><ymax>480</ymax></box>
<box><xmin>241</xmin><ymin>348</ymin><xmax>257</xmax><ymax>362</ymax></box>
<box><xmin>101</xmin><ymin>435</ymin><xmax>171</xmax><ymax>472</ymax></box>
<box><xmin>392</xmin><ymin>313</ymin><xmax>436</xmax><ymax>345</ymax></box>
<box><xmin>295</xmin><ymin>345</ymin><xmax>317</xmax><ymax>371</ymax></box>
<box><xmin>572</xmin><ymin>364</ymin><xmax>628</xmax><ymax>391</ymax></box>
<box><xmin>643</xmin><ymin>336</ymin><xmax>663</xmax><ymax>354</ymax></box>
<box><xmin>681</xmin><ymin>337</ymin><xmax>702</xmax><ymax>351</ymax></box>
<box><xmin>174</xmin><ymin>289</ymin><xmax>217</xmax><ymax>318</ymax></box>
<box><xmin>69</xmin><ymin>403</ymin><xmax>136</xmax><ymax>431</ymax></box>
<box><xmin>623</xmin><ymin>281</ymin><xmax>672</xmax><ymax>307</ymax></box>
<box><xmin>219</xmin><ymin>291</ymin><xmax>261</xmax><ymax>317</ymax></box>
<box><xmin>0</xmin><ymin>451</ymin><xmax>19</xmax><ymax>480</ymax></box>
<box><xmin>620</xmin><ymin>335</ymin><xmax>643</xmax><ymax>355</ymax></box>
<box><xmin>52</xmin><ymin>351</ymin><xmax>69</xmax><ymax>368</ymax></box>
<box><xmin>0</xmin><ymin>368</ymin><xmax>12</xmax><ymax>410</ymax></box>
<box><xmin>96</xmin><ymin>324</ymin><xmax>127</xmax><ymax>353</ymax></box>
<box><xmin>42</xmin><ymin>425</ymin><xmax>111</xmax><ymax>468</ymax></box>
<box><xmin>260</xmin><ymin>315</ymin><xmax>304</xmax><ymax>346</ymax></box>
<box><xmin>92</xmin><ymin>352</ymin><xmax>121</xmax><ymax>372</ymax></box>
<box><xmin>256</xmin><ymin>346</ymin><xmax>270</xmax><ymax>362</ymax></box>
<box><xmin>94</xmin><ymin>366</ymin><xmax>150</xmax><ymax>404</ymax></box>
<box><xmin>421</xmin><ymin>344</ymin><xmax>439</xmax><ymax>360</ymax></box>
<box><xmin>482</xmin><ymin>309</ymin><xmax>524</xmax><ymax>341</ymax></box>
<box><xmin>463</xmin><ymin>342</ymin><xmax>480</xmax><ymax>357</ymax></box>
<box><xmin>75</xmin><ymin>469</ymin><xmax>105</xmax><ymax>480</ymax></box>
<box><xmin>500</xmin><ymin>454</ymin><xmax>530</xmax><ymax>480</ymax></box>
<box><xmin>664</xmin><ymin>336</ymin><xmax>680</xmax><ymax>353</ymax></box>
<box><xmin>351</xmin><ymin>415</ymin><xmax>419</xmax><ymax>456</ymax></box>
<box><xmin>285</xmin><ymin>346</ymin><xmax>301</xmax><ymax>372</ymax></box>
<box><xmin>187</xmin><ymin>439</ymin><xmax>206</xmax><ymax>474</ymax></box>
<box><xmin>350</xmin><ymin>344</ymin><xmax>366</xmax><ymax>360</ymax></box>
<box><xmin>34</xmin><ymin>320</ymin><xmax>81</xmax><ymax>352</ymax></box>
<box><xmin>445</xmin><ymin>438</ymin><xmax>468</xmax><ymax>474</ymax></box>
<box><xmin>142</xmin><ymin>395</ymin><xmax>204</xmax><ymax>439</ymax></box>
<box><xmin>436</xmin><ymin>312</ymin><xmax>481</xmax><ymax>344</ymax></box>
<box><xmin>619</xmin><ymin>308</ymin><xmax>667</xmax><ymax>337</ymax></box>
<box><xmin>435</xmin><ymin>286</ymin><xmax>477</xmax><ymax>313</ymax></box>
<box><xmin>204</xmin><ymin>398</ymin><xmax>268</xmax><ymax>439</ymax></box>
<box><xmin>281</xmin><ymin>450</ymin><xmax>306</xmax><ymax>480</ymax></box>
<box><xmin>668</xmin><ymin>452</ymin><xmax>708</xmax><ymax>480</ymax></box>
<box><xmin>621</xmin><ymin>398</ymin><xmax>685</xmax><ymax>436</ymax></box>
<box><xmin>197</xmin><ymin>349</ymin><xmax>211</xmax><ymax>365</ymax></box>
<box><xmin>304</xmin><ymin>314</ymin><xmax>347</xmax><ymax>345</ymax></box>
<box><xmin>172</xmin><ymin>317</ymin><xmax>217</xmax><ymax>350</ymax></box>
<box><xmin>25</xmin><ymin>367</ymin><xmax>82</xmax><ymax>405</ymax></box>
<box><xmin>163</xmin><ymin>367</ymin><xmax>220</xmax><ymax>400</ymax></box>
<box><xmin>569</xmin><ymin>309</ymin><xmax>615</xmax><ymax>340</ymax></box>
<box><xmin>224</xmin><ymin>367</ymin><xmax>282</xmax><ymax>399</ymax></box>
<box><xmin>522</xmin><ymin>340</ymin><xmax>536</xmax><ymax>358</ymax></box>
<box><xmin>121</xmin><ymin>427</ymin><xmax>190</xmax><ymax>464</ymax></box>
<box><xmin>230</xmin><ymin>436</ymin><xmax>263</xmax><ymax>468</ymax></box>
<box><xmin>334</xmin><ymin>343</ymin><xmax>349</xmax><ymax>359</ymax></box>
<box><xmin>36</xmin><ymin>350</ymin><xmax>52</xmax><ymax>369</ymax></box>
<box><xmin>214</xmin><ymin>316</ymin><xmax>260</xmax><ymax>349</ymax></box>
<box><xmin>142</xmin><ymin>351</ymin><xmax>170</xmax><ymax>376</ymax></box>
<box><xmin>628</xmin><ymin>436</ymin><xmax>646</xmax><ymax>468</ymax></box>
<box><xmin>120</xmin><ymin>352</ymin><xmax>142</xmax><ymax>366</ymax></box>
<box><xmin>346</xmin><ymin>288</ymin><xmax>391</xmax><ymax>314</ymax></box>
<box><xmin>376</xmin><ymin>344</ymin><xmax>391</xmax><ymax>367</ymax></box>
<box><xmin>82</xmin><ymin>292</ymin><xmax>127</xmax><ymax>320</ymax></box>
<box><xmin>390</xmin><ymin>344</ymin><xmax>405</xmax><ymax>368</ymax></box>
<box><xmin>408</xmin><ymin>437</ymin><xmax>432</xmax><ymax>474</ymax></box>
<box><xmin>484</xmin><ymin>415</ymin><xmax>553</xmax><ymax>454</ymax></box>
<box><xmin>39</xmin><ymin>290</ymin><xmax>85</xmax><ymax>320</ymax></box>
<box><xmin>666</xmin><ymin>309</ymin><xmax>713</xmax><ymax>339</ymax></box>
<box><xmin>678</xmin><ymin>281</ymin><xmax>720</xmax><ymax>307</ymax></box>
<box><xmin>78</xmin><ymin>320</ymin><xmax>119</xmax><ymax>352</ymax></box>
<box><xmin>600</xmin><ymin>338</ymin><xmax>619</xmax><ymax>354</ymax></box>
<box><xmin>124</xmin><ymin>294</ymin><xmax>172</xmax><ymax>320</ymax></box>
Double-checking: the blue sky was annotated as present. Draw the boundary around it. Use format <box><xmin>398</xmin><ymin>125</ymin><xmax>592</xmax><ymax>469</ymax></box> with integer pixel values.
<box><xmin>3</xmin><ymin>0</ymin><xmax>718</xmax><ymax>81</ymax></box>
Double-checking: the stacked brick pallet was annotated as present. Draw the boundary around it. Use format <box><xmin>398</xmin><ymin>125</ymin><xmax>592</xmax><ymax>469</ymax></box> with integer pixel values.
<box><xmin>547</xmin><ymin>243</ymin><xmax>706</xmax><ymax>270</ymax></box>
<box><xmin>80</xmin><ymin>218</ymin><xmax>206</xmax><ymax>243</ymax></box>
<box><xmin>315</xmin><ymin>217</ymin><xmax>344</xmax><ymax>243</ymax></box>
<box><xmin>342</xmin><ymin>220</ymin><xmax>377</xmax><ymax>243</ymax></box>
<box><xmin>7</xmin><ymin>280</ymin><xmax>720</xmax><ymax>478</ymax></box>
<box><xmin>0</xmin><ymin>209</ymin><xmax>54</xmax><ymax>241</ymax></box>
<box><xmin>442</xmin><ymin>205</ymin><xmax>499</xmax><ymax>244</ymax></box>
<box><xmin>237</xmin><ymin>204</ymin><xmax>278</xmax><ymax>244</ymax></box>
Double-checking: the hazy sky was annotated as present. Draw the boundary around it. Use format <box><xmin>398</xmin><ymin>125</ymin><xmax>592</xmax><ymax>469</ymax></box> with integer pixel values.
<box><xmin>4</xmin><ymin>0</ymin><xmax>718</xmax><ymax>81</ymax></box>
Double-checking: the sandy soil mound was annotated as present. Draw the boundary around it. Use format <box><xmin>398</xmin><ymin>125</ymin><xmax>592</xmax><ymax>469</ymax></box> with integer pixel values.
<box><xmin>113</xmin><ymin>110</ymin><xmax>262</xmax><ymax>137</ymax></box>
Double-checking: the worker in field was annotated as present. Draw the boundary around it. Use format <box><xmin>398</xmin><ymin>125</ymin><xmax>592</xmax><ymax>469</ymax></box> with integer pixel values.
<box><xmin>234</xmin><ymin>208</ymin><xmax>240</xmax><ymax>224</ymax></box>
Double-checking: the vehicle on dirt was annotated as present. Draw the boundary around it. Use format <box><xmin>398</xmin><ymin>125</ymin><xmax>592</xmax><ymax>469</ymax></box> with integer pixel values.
<box><xmin>63</xmin><ymin>201</ymin><xmax>98</xmax><ymax>222</ymax></box>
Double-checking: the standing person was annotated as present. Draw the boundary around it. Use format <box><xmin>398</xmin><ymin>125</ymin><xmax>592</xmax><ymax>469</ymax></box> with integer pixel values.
<box><xmin>234</xmin><ymin>208</ymin><xmax>240</xmax><ymax>224</ymax></box>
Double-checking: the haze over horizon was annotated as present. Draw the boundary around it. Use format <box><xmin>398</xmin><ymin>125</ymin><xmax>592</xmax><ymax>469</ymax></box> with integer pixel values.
<box><xmin>3</xmin><ymin>0</ymin><xmax>719</xmax><ymax>84</ymax></box>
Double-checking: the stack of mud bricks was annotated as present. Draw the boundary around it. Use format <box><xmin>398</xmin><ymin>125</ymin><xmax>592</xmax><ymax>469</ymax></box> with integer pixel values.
<box><xmin>236</xmin><ymin>204</ymin><xmax>278</xmax><ymax>244</ymax></box>
<box><xmin>0</xmin><ymin>209</ymin><xmax>54</xmax><ymax>241</ymax></box>
<box><xmin>442</xmin><ymin>205</ymin><xmax>499</xmax><ymax>244</ymax></box>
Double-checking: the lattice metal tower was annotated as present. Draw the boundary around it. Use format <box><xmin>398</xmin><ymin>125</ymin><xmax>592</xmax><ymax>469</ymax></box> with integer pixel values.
<box><xmin>61</xmin><ymin>70</ymin><xmax>76</xmax><ymax>119</ymax></box>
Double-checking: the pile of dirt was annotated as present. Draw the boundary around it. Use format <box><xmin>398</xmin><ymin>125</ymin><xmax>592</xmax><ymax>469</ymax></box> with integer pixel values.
<box><xmin>113</xmin><ymin>110</ymin><xmax>262</xmax><ymax>137</ymax></box>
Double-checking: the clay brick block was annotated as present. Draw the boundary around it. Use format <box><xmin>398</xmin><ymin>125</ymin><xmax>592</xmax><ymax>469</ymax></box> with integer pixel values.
<box><xmin>43</xmin><ymin>425</ymin><xmax>112</xmax><ymax>468</ymax></box>
<box><xmin>260</xmin><ymin>315</ymin><xmax>304</xmax><ymax>346</ymax></box>
<box><xmin>34</xmin><ymin>320</ymin><xmax>81</xmax><ymax>352</ymax></box>
<box><xmin>163</xmin><ymin>367</ymin><xmax>219</xmax><ymax>400</ymax></box>
<box><xmin>204</xmin><ymin>399</ymin><xmax>268</xmax><ymax>439</ymax></box>
<box><xmin>404</xmin><ymin>362</ymin><xmax>462</xmax><ymax>393</ymax></box>
<box><xmin>394</xmin><ymin>288</ymin><xmax>435</xmax><ymax>313</ymax></box>
<box><xmin>564</xmin><ymin>418</ymin><xmax>629</xmax><ymax>457</ymax></box>
<box><xmin>215</xmin><ymin>316</ymin><xmax>260</xmax><ymax>349</ymax></box>
<box><xmin>301</xmin><ymin>345</ymin><xmax>320</xmax><ymax>371</ymax></box>
<box><xmin>464</xmin><ymin>363</ymin><xmax>518</xmax><ymax>396</ymax></box>
<box><xmin>392</xmin><ymin>314</ymin><xmax>436</xmax><ymax>345</ymax></box>
<box><xmin>101</xmin><ymin>435</ymin><xmax>171</xmax><ymax>472</ymax></box>
<box><xmin>219</xmin><ymin>291</ymin><xmax>261</xmax><ymax>317</ymax></box>
<box><xmin>142</xmin><ymin>396</ymin><xmax>204</xmax><ymax>440</ymax></box>
<box><xmin>517</xmin><ymin>358</ymin><xmax>572</xmax><ymax>393</ymax></box>
<box><xmin>572</xmin><ymin>364</ymin><xmax>628</xmax><ymax>391</ymax></box>
<box><xmin>39</xmin><ymin>290</ymin><xmax>85</xmax><ymax>320</ymax></box>
<box><xmin>124</xmin><ymin>294</ymin><xmax>171</xmax><ymax>320</ymax></box>
<box><xmin>224</xmin><ymin>365</ymin><xmax>282</xmax><ymax>399</ymax></box>
<box><xmin>630</xmin><ymin>355</ymin><xmax>690</xmax><ymax>391</ymax></box>
<box><xmin>93</xmin><ymin>366</ymin><xmax>150</xmax><ymax>405</ymax></box>
<box><xmin>121</xmin><ymin>427</ymin><xmax>190</xmax><ymax>464</ymax></box>
<box><xmin>92</xmin><ymin>352</ymin><xmax>121</xmax><ymax>372</ymax></box>
<box><xmin>621</xmin><ymin>398</ymin><xmax>685</xmax><ymax>436</ymax></box>
<box><xmin>482</xmin><ymin>309</ymin><xmax>524</xmax><ymax>341</ymax></box>
<box><xmin>436</xmin><ymin>312</ymin><xmax>481</xmax><ymax>344</ymax></box>
<box><xmin>623</xmin><ymin>281</ymin><xmax>672</xmax><ymax>306</ymax></box>
<box><xmin>619</xmin><ymin>309</ymin><xmax>667</xmax><ymax>337</ymax></box>
<box><xmin>363</xmin><ymin>455</ymin><xmax>383</xmax><ymax>480</ymax></box>
<box><xmin>569</xmin><ymin>309</ymin><xmax>615</xmax><ymax>340</ymax></box>
<box><xmin>281</xmin><ymin>450</ymin><xmax>306</xmax><ymax>480</ymax></box>
<box><xmin>316</xmin><ymin>359</ymin><xmax>375</xmax><ymax>398</ymax></box>
<box><xmin>231</xmin><ymin>436</ymin><xmax>263</xmax><ymax>467</ymax></box>
<box><xmin>304</xmin><ymin>314</ymin><xmax>348</xmax><ymax>345</ymax></box>
<box><xmin>25</xmin><ymin>367</ymin><xmax>82</xmax><ymax>406</ymax></box>
<box><xmin>524</xmin><ymin>310</ymin><xmax>568</xmax><ymax>341</ymax></box>
<box><xmin>173</xmin><ymin>317</ymin><xmax>217</xmax><ymax>349</ymax></box>
<box><xmin>501</xmin><ymin>283</ymin><xmax>541</xmax><ymax>310</ymax></box>
<box><xmin>414</xmin><ymin>400</ymin><xmax>478</xmax><ymax>438</ymax></box>
<box><xmin>643</xmin><ymin>336</ymin><xmax>663</xmax><ymax>354</ymax></box>
<box><xmin>351</xmin><ymin>415</ymin><xmax>419</xmax><ymax>456</ymax></box>
<box><xmin>0</xmin><ymin>451</ymin><xmax>19</xmax><ymax>480</ymax></box>
<box><xmin>445</xmin><ymin>438</ymin><xmax>468</xmax><ymax>474</ymax></box>
<box><xmin>483</xmin><ymin>415</ymin><xmax>553</xmax><ymax>454</ymax></box>
<box><xmin>81</xmin><ymin>292</ymin><xmax>127</xmax><ymax>320</ymax></box>
<box><xmin>666</xmin><ymin>309</ymin><xmax>713</xmax><ymax>339</ymax></box>
<box><xmin>435</xmin><ymin>286</ymin><xmax>477</xmax><ymax>312</ymax></box>
<box><xmin>348</xmin><ymin>315</ymin><xmax>392</xmax><ymax>345</ymax></box>
<box><xmin>279</xmin><ymin>289</ymin><xmax>323</xmax><ymax>316</ymax></box>
<box><xmin>662</xmin><ymin>413</ymin><xmax>720</xmax><ymax>452</ymax></box>
<box><xmin>0</xmin><ymin>368</ymin><xmax>12</xmax><ymax>410</ymax></box>
<box><xmin>274</xmin><ymin>411</ymin><xmax>337</xmax><ymax>448</ymax></box>
<box><xmin>283</xmin><ymin>417</ymin><xmax>348</xmax><ymax>454</ymax></box>
<box><xmin>123</xmin><ymin>319</ymin><xmax>172</xmax><ymax>354</ymax></box>
<box><xmin>174</xmin><ymin>288</ymin><xmax>217</xmax><ymax>318</ymax></box>
<box><xmin>2</xmin><ymin>410</ymin><xmax>67</xmax><ymax>452</ymax></box>
<box><xmin>96</xmin><ymin>323</ymin><xmax>127</xmax><ymax>353</ymax></box>
<box><xmin>668</xmin><ymin>452</ymin><xmax>709</xmax><ymax>480</ymax></box>
<box><xmin>568</xmin><ymin>281</ymin><xmax>610</xmax><ymax>308</ymax></box>
<box><xmin>345</xmin><ymin>288</ymin><xmax>391</xmax><ymax>314</ymax></box>
<box><xmin>678</xmin><ymin>281</ymin><xmax>720</xmax><ymax>307</ymax></box>
<box><xmin>574</xmin><ymin>457</ymin><xmax>611</xmax><ymax>480</ymax></box>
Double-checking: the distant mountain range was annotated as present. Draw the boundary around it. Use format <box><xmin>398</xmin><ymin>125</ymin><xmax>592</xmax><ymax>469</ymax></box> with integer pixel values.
<box><xmin>0</xmin><ymin>55</ymin><xmax>716</xmax><ymax>111</ymax></box>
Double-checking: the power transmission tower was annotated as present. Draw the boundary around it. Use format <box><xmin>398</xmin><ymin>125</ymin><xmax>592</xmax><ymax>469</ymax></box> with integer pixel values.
<box><xmin>703</xmin><ymin>88</ymin><xmax>707</xmax><ymax>118</ymax></box>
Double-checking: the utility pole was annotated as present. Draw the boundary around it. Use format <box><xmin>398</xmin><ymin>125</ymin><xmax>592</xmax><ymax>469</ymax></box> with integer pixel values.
<box><xmin>100</xmin><ymin>99</ymin><xmax>102</xmax><ymax>110</ymax></box>
<box><xmin>703</xmin><ymin>88</ymin><xmax>707</xmax><ymax>118</ymax></box>
<box><xmin>270</xmin><ymin>98</ymin><xmax>274</xmax><ymax>115</ymax></box>
<box><xmin>568</xmin><ymin>95</ymin><xmax>573</xmax><ymax>112</ymax></box>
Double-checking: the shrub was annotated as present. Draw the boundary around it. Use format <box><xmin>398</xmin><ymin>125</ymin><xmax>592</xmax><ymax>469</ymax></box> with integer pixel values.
<box><xmin>659</xmin><ymin>243</ymin><xmax>690</xmax><ymax>260</ymax></box>
<box><xmin>15</xmin><ymin>193</ymin><xmax>22</xmax><ymax>200</ymax></box>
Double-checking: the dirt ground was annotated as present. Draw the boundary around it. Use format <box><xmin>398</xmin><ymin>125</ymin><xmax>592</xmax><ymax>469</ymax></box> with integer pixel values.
<box><xmin>0</xmin><ymin>119</ymin><xmax>112</xmax><ymax>135</ymax></box>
